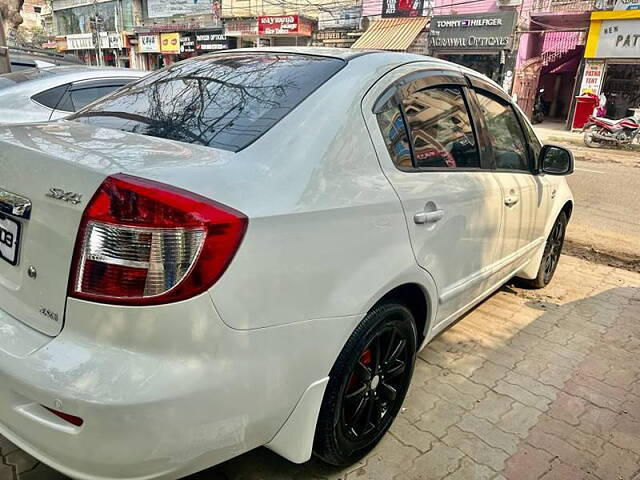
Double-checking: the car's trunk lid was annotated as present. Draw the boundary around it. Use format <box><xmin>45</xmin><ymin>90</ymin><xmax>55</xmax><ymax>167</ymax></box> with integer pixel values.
<box><xmin>0</xmin><ymin>122</ymin><xmax>234</xmax><ymax>336</ymax></box>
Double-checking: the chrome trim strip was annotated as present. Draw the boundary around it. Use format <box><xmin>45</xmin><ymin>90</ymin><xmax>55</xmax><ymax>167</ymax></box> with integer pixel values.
<box><xmin>0</xmin><ymin>189</ymin><xmax>31</xmax><ymax>219</ymax></box>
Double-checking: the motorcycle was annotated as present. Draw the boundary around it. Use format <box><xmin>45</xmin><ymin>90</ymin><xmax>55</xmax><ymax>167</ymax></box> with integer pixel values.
<box><xmin>582</xmin><ymin>113</ymin><xmax>640</xmax><ymax>148</ymax></box>
<box><xmin>532</xmin><ymin>88</ymin><xmax>545</xmax><ymax>125</ymax></box>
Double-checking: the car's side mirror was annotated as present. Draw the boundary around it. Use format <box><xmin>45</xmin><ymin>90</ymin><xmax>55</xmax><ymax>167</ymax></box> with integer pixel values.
<box><xmin>540</xmin><ymin>144</ymin><xmax>574</xmax><ymax>175</ymax></box>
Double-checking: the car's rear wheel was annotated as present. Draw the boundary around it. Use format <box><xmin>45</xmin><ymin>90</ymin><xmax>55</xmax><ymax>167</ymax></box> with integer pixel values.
<box><xmin>313</xmin><ymin>302</ymin><xmax>417</xmax><ymax>467</ymax></box>
<box><xmin>523</xmin><ymin>211</ymin><xmax>567</xmax><ymax>289</ymax></box>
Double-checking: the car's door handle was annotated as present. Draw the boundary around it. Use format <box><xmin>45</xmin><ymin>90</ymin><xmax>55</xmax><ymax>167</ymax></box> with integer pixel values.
<box><xmin>414</xmin><ymin>209</ymin><xmax>445</xmax><ymax>224</ymax></box>
<box><xmin>504</xmin><ymin>195</ymin><xmax>519</xmax><ymax>207</ymax></box>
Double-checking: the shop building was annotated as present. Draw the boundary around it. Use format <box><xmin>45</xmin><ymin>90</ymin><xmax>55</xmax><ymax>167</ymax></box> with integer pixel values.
<box><xmin>222</xmin><ymin>15</ymin><xmax>314</xmax><ymax>47</ymax></box>
<box><xmin>352</xmin><ymin>0</ymin><xmax>429</xmax><ymax>52</ymax></box>
<box><xmin>512</xmin><ymin>0</ymin><xmax>596</xmax><ymax>123</ymax></box>
<box><xmin>576</xmin><ymin>9</ymin><xmax>640</xmax><ymax>121</ymax></box>
<box><xmin>429</xmin><ymin>11</ymin><xmax>518</xmax><ymax>84</ymax></box>
<box><xmin>51</xmin><ymin>0</ymin><xmax>135</xmax><ymax>67</ymax></box>
<box><xmin>133</xmin><ymin>26</ymin><xmax>230</xmax><ymax>70</ymax></box>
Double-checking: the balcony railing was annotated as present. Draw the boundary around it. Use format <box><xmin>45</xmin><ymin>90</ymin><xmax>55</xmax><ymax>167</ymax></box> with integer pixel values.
<box><xmin>531</xmin><ymin>0</ymin><xmax>599</xmax><ymax>12</ymax></box>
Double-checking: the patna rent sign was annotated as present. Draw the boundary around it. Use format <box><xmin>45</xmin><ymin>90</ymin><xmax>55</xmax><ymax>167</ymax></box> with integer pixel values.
<box><xmin>430</xmin><ymin>12</ymin><xmax>517</xmax><ymax>51</ymax></box>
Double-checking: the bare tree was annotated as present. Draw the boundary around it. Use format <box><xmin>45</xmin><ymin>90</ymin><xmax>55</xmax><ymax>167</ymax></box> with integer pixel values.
<box><xmin>1</xmin><ymin>0</ymin><xmax>25</xmax><ymax>32</ymax></box>
<box><xmin>0</xmin><ymin>0</ymin><xmax>24</xmax><ymax>73</ymax></box>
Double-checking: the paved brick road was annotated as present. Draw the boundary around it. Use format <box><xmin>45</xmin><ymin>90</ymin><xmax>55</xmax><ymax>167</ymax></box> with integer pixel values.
<box><xmin>2</xmin><ymin>255</ymin><xmax>639</xmax><ymax>480</ymax></box>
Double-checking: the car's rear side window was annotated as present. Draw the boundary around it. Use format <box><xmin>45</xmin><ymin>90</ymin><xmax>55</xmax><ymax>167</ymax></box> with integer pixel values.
<box><xmin>68</xmin><ymin>53</ymin><xmax>346</xmax><ymax>152</ymax></box>
<box><xmin>31</xmin><ymin>84</ymin><xmax>69</xmax><ymax>109</ymax></box>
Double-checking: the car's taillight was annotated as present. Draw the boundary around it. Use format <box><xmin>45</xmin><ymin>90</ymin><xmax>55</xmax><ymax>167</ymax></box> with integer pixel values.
<box><xmin>69</xmin><ymin>174</ymin><xmax>247</xmax><ymax>305</ymax></box>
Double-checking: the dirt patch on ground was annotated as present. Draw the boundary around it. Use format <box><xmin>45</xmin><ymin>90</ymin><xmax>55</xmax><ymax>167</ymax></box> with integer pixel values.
<box><xmin>564</xmin><ymin>237</ymin><xmax>640</xmax><ymax>274</ymax></box>
<box><xmin>546</xmin><ymin>136</ymin><xmax>640</xmax><ymax>167</ymax></box>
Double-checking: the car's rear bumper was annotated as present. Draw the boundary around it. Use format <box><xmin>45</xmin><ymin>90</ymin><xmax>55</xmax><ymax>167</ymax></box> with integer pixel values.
<box><xmin>0</xmin><ymin>293</ymin><xmax>358</xmax><ymax>479</ymax></box>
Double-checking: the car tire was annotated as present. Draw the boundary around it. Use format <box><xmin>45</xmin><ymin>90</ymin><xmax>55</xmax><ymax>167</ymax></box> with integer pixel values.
<box><xmin>522</xmin><ymin>211</ymin><xmax>568</xmax><ymax>289</ymax></box>
<box><xmin>313</xmin><ymin>301</ymin><xmax>417</xmax><ymax>467</ymax></box>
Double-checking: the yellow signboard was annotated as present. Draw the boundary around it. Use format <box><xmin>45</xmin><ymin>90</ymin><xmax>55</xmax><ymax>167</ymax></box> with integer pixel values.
<box><xmin>160</xmin><ymin>32</ymin><xmax>180</xmax><ymax>54</ymax></box>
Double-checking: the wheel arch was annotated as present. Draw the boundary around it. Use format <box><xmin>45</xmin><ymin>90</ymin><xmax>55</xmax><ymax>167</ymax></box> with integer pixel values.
<box><xmin>371</xmin><ymin>282</ymin><xmax>431</xmax><ymax>347</ymax></box>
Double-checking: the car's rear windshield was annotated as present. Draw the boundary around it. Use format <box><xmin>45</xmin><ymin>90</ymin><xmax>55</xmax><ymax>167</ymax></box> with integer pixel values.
<box><xmin>68</xmin><ymin>53</ymin><xmax>346</xmax><ymax>152</ymax></box>
<box><xmin>0</xmin><ymin>68</ymin><xmax>56</xmax><ymax>88</ymax></box>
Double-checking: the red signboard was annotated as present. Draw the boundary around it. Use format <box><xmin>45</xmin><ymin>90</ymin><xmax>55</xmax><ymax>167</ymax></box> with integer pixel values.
<box><xmin>258</xmin><ymin>15</ymin><xmax>312</xmax><ymax>36</ymax></box>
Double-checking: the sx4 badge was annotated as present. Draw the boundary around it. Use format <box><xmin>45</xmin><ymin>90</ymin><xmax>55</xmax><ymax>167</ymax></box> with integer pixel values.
<box><xmin>40</xmin><ymin>307</ymin><xmax>59</xmax><ymax>323</ymax></box>
<box><xmin>46</xmin><ymin>188</ymin><xmax>83</xmax><ymax>205</ymax></box>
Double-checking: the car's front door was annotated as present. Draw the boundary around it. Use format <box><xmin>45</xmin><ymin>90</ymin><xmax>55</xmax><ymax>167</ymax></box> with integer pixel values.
<box><xmin>363</xmin><ymin>66</ymin><xmax>504</xmax><ymax>326</ymax></box>
<box><xmin>469</xmin><ymin>83</ymin><xmax>551</xmax><ymax>275</ymax></box>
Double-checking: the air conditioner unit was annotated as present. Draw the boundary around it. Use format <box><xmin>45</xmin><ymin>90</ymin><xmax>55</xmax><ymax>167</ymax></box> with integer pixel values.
<box><xmin>496</xmin><ymin>0</ymin><xmax>523</xmax><ymax>7</ymax></box>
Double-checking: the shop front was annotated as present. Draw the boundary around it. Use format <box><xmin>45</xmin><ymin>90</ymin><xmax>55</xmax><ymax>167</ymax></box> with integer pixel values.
<box><xmin>224</xmin><ymin>16</ymin><xmax>314</xmax><ymax>48</ymax></box>
<box><xmin>136</xmin><ymin>33</ymin><xmax>163</xmax><ymax>70</ymax></box>
<box><xmin>65</xmin><ymin>33</ymin><xmax>98</xmax><ymax>65</ymax></box>
<box><xmin>255</xmin><ymin>15</ymin><xmax>314</xmax><ymax>47</ymax></box>
<box><xmin>576</xmin><ymin>11</ymin><xmax>640</xmax><ymax>123</ymax></box>
<box><xmin>429</xmin><ymin>11</ymin><xmax>518</xmax><ymax>84</ymax></box>
<box><xmin>194</xmin><ymin>30</ymin><xmax>230</xmax><ymax>54</ymax></box>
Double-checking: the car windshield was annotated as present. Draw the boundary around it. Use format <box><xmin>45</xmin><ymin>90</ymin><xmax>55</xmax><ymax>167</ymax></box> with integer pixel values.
<box><xmin>68</xmin><ymin>53</ymin><xmax>346</xmax><ymax>152</ymax></box>
<box><xmin>0</xmin><ymin>68</ymin><xmax>56</xmax><ymax>88</ymax></box>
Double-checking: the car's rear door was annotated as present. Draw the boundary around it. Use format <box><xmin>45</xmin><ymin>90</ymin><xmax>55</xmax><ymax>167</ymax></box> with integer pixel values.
<box><xmin>363</xmin><ymin>65</ymin><xmax>504</xmax><ymax>326</ymax></box>
<box><xmin>466</xmin><ymin>76</ymin><xmax>551</xmax><ymax>274</ymax></box>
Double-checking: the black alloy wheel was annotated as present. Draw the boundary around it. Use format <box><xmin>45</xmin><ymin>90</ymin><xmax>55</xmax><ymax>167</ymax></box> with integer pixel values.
<box><xmin>314</xmin><ymin>302</ymin><xmax>417</xmax><ymax>467</ymax></box>
<box><xmin>523</xmin><ymin>211</ymin><xmax>568</xmax><ymax>289</ymax></box>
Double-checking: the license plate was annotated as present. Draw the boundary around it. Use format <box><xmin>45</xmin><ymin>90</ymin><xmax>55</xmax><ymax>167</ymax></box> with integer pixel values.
<box><xmin>0</xmin><ymin>215</ymin><xmax>20</xmax><ymax>266</ymax></box>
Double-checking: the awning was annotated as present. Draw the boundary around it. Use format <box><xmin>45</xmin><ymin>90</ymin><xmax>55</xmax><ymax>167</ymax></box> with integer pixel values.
<box><xmin>352</xmin><ymin>17</ymin><xmax>428</xmax><ymax>51</ymax></box>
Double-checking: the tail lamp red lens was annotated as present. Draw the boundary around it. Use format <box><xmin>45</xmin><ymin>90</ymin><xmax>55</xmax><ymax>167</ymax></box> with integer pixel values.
<box><xmin>42</xmin><ymin>406</ymin><xmax>84</xmax><ymax>427</ymax></box>
<box><xmin>69</xmin><ymin>174</ymin><xmax>247</xmax><ymax>305</ymax></box>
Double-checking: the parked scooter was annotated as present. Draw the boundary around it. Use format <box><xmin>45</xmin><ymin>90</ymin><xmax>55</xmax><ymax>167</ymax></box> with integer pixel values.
<box><xmin>582</xmin><ymin>113</ymin><xmax>640</xmax><ymax>148</ymax></box>
<box><xmin>532</xmin><ymin>88</ymin><xmax>545</xmax><ymax>124</ymax></box>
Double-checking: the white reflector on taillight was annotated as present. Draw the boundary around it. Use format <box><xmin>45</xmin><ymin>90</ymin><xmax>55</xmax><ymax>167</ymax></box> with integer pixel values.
<box><xmin>69</xmin><ymin>174</ymin><xmax>247</xmax><ymax>306</ymax></box>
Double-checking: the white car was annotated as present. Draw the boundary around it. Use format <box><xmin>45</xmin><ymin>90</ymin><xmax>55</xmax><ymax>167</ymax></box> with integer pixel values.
<box><xmin>0</xmin><ymin>48</ymin><xmax>573</xmax><ymax>479</ymax></box>
<box><xmin>0</xmin><ymin>66</ymin><xmax>145</xmax><ymax>124</ymax></box>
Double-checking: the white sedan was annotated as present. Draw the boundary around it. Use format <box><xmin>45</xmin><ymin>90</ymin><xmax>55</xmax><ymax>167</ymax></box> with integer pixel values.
<box><xmin>0</xmin><ymin>66</ymin><xmax>145</xmax><ymax>124</ymax></box>
<box><xmin>0</xmin><ymin>48</ymin><xmax>573</xmax><ymax>479</ymax></box>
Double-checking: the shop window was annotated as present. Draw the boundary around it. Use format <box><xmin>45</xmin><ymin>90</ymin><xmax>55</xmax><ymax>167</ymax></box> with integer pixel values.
<box><xmin>402</xmin><ymin>87</ymin><xmax>480</xmax><ymax>170</ymax></box>
<box><xmin>475</xmin><ymin>91</ymin><xmax>530</xmax><ymax>172</ymax></box>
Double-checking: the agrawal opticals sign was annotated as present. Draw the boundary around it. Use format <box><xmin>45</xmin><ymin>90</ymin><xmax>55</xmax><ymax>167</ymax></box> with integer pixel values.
<box><xmin>430</xmin><ymin>12</ymin><xmax>517</xmax><ymax>51</ymax></box>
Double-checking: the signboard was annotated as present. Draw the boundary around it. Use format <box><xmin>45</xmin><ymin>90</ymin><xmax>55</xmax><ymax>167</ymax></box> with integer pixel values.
<box><xmin>147</xmin><ymin>0</ymin><xmax>215</xmax><ymax>19</ymax></box>
<box><xmin>382</xmin><ymin>0</ymin><xmax>426</xmax><ymax>18</ymax></box>
<box><xmin>99</xmin><ymin>31</ymin><xmax>122</xmax><ymax>49</ymax></box>
<box><xmin>614</xmin><ymin>0</ymin><xmax>640</xmax><ymax>10</ymax></box>
<box><xmin>66</xmin><ymin>33</ymin><xmax>94</xmax><ymax>50</ymax></box>
<box><xmin>579</xmin><ymin>60</ymin><xmax>605</xmax><ymax>94</ymax></box>
<box><xmin>180</xmin><ymin>34</ymin><xmax>195</xmax><ymax>53</ymax></box>
<box><xmin>312</xmin><ymin>29</ymin><xmax>357</xmax><ymax>47</ymax></box>
<box><xmin>225</xmin><ymin>19</ymin><xmax>257</xmax><ymax>36</ymax></box>
<box><xmin>138</xmin><ymin>34</ymin><xmax>160</xmax><ymax>52</ymax></box>
<box><xmin>429</xmin><ymin>12</ymin><xmax>517</xmax><ymax>51</ymax></box>
<box><xmin>592</xmin><ymin>19</ymin><xmax>640</xmax><ymax>58</ymax></box>
<box><xmin>195</xmin><ymin>30</ymin><xmax>228</xmax><ymax>51</ymax></box>
<box><xmin>257</xmin><ymin>15</ymin><xmax>313</xmax><ymax>36</ymax></box>
<box><xmin>53</xmin><ymin>0</ymin><xmax>111</xmax><ymax>11</ymax></box>
<box><xmin>160</xmin><ymin>32</ymin><xmax>180</xmax><ymax>54</ymax></box>
<box><xmin>317</xmin><ymin>7</ymin><xmax>360</xmax><ymax>29</ymax></box>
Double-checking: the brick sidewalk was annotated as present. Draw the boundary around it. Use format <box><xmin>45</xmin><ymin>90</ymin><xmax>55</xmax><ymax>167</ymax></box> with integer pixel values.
<box><xmin>2</xmin><ymin>255</ymin><xmax>640</xmax><ymax>480</ymax></box>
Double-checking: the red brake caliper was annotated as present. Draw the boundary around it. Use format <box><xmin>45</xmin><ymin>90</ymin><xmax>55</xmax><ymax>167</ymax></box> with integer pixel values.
<box><xmin>347</xmin><ymin>348</ymin><xmax>372</xmax><ymax>392</ymax></box>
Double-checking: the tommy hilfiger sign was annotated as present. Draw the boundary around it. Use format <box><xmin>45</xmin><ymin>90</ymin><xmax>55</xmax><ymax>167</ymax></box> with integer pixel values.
<box><xmin>429</xmin><ymin>12</ymin><xmax>517</xmax><ymax>51</ymax></box>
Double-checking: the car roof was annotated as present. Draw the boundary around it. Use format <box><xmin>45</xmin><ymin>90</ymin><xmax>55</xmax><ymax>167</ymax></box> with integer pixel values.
<box><xmin>35</xmin><ymin>65</ymin><xmax>146</xmax><ymax>76</ymax></box>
